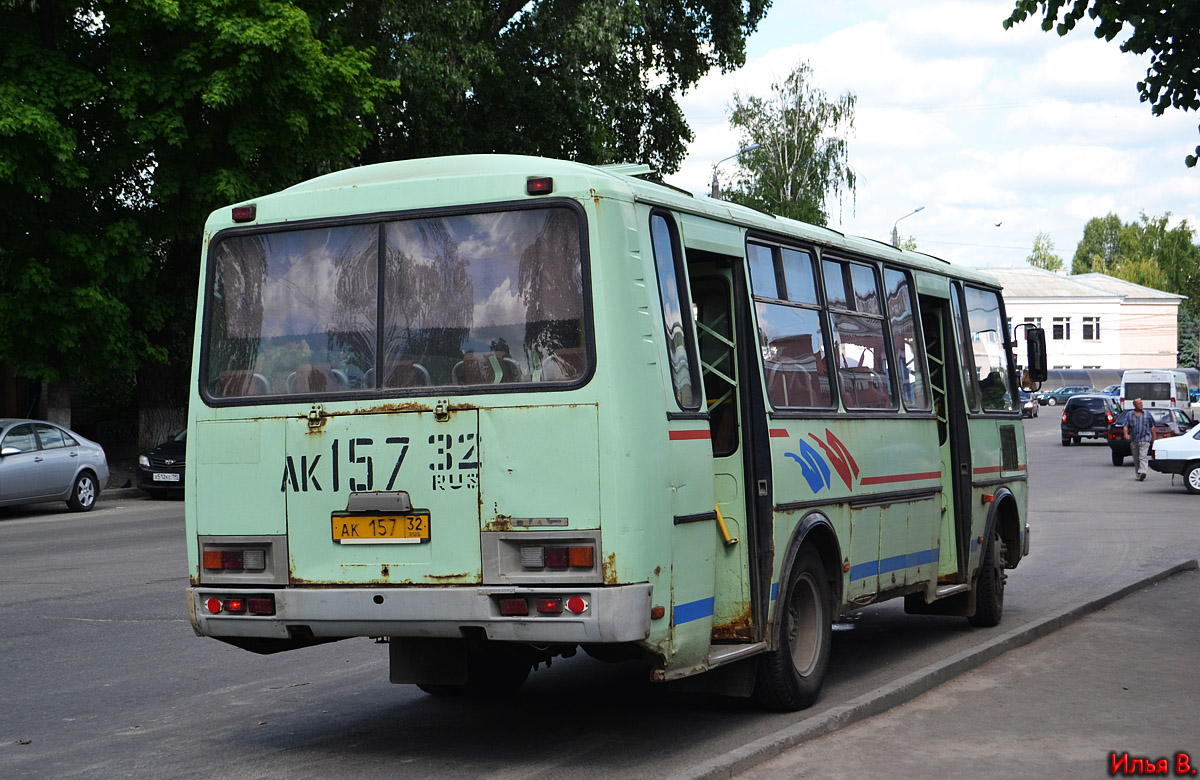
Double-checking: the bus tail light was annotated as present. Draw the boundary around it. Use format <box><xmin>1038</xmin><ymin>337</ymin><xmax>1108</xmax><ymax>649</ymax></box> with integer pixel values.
<box><xmin>204</xmin><ymin>594</ymin><xmax>275</xmax><ymax>616</ymax></box>
<box><xmin>499</xmin><ymin>598</ymin><xmax>528</xmax><ymax>616</ymax></box>
<box><xmin>521</xmin><ymin>545</ymin><xmax>595</xmax><ymax>570</ymax></box>
<box><xmin>565</xmin><ymin>597</ymin><xmax>588</xmax><ymax>615</ymax></box>
<box><xmin>536</xmin><ymin>598</ymin><xmax>563</xmax><ymax>614</ymax></box>
<box><xmin>203</xmin><ymin>548</ymin><xmax>267</xmax><ymax>572</ymax></box>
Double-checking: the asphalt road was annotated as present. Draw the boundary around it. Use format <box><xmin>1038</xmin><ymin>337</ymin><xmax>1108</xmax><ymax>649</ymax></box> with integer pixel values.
<box><xmin>2</xmin><ymin>411</ymin><xmax>1197</xmax><ymax>779</ymax></box>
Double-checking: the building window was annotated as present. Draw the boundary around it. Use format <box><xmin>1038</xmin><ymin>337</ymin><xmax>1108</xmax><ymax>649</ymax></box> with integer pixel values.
<box><xmin>1083</xmin><ymin>316</ymin><xmax>1100</xmax><ymax>340</ymax></box>
<box><xmin>1052</xmin><ymin>316</ymin><xmax>1070</xmax><ymax>340</ymax></box>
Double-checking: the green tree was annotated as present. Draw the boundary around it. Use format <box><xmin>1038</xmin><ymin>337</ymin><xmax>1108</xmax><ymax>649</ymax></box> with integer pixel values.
<box><xmin>1178</xmin><ymin>306</ymin><xmax>1199</xmax><ymax>369</ymax></box>
<box><xmin>1004</xmin><ymin>1</ymin><xmax>1200</xmax><ymax>167</ymax></box>
<box><xmin>1072</xmin><ymin>213</ymin><xmax>1123</xmax><ymax>274</ymax></box>
<box><xmin>1027</xmin><ymin>231</ymin><xmax>1064</xmax><ymax>271</ymax></box>
<box><xmin>721</xmin><ymin>61</ymin><xmax>856</xmax><ymax>226</ymax></box>
<box><xmin>341</xmin><ymin>1</ymin><xmax>769</xmax><ymax>173</ymax></box>
<box><xmin>0</xmin><ymin>0</ymin><xmax>767</xmax><ymax>446</ymax></box>
<box><xmin>899</xmin><ymin>236</ymin><xmax>919</xmax><ymax>252</ymax></box>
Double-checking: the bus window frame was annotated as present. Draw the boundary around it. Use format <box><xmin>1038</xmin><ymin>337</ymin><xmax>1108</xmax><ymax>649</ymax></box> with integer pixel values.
<box><xmin>198</xmin><ymin>197</ymin><xmax>597</xmax><ymax>408</ymax></box>
<box><xmin>649</xmin><ymin>209</ymin><xmax>703</xmax><ymax>413</ymax></box>
<box><xmin>746</xmin><ymin>235</ymin><xmax>839</xmax><ymax>413</ymax></box>
<box><xmin>882</xmin><ymin>265</ymin><xmax>933</xmax><ymax>412</ymax></box>
<box><xmin>819</xmin><ymin>254</ymin><xmax>900</xmax><ymax>412</ymax></box>
<box><xmin>952</xmin><ymin>281</ymin><xmax>1021</xmax><ymax>418</ymax></box>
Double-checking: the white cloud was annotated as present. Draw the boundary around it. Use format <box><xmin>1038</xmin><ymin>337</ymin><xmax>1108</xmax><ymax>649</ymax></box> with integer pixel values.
<box><xmin>668</xmin><ymin>0</ymin><xmax>1200</xmax><ymax>269</ymax></box>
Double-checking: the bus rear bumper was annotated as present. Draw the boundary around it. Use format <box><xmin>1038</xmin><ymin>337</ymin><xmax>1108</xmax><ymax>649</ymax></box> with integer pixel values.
<box><xmin>187</xmin><ymin>583</ymin><xmax>653</xmax><ymax>645</ymax></box>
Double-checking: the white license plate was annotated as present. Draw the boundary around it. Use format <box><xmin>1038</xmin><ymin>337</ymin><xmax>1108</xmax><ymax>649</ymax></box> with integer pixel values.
<box><xmin>152</xmin><ymin>472</ymin><xmax>181</xmax><ymax>482</ymax></box>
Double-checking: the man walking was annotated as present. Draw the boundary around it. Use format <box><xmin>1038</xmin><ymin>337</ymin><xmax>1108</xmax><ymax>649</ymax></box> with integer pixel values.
<box><xmin>1124</xmin><ymin>398</ymin><xmax>1156</xmax><ymax>481</ymax></box>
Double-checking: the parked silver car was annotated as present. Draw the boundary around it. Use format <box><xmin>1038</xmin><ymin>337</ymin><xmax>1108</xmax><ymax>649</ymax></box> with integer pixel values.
<box><xmin>0</xmin><ymin>419</ymin><xmax>110</xmax><ymax>512</ymax></box>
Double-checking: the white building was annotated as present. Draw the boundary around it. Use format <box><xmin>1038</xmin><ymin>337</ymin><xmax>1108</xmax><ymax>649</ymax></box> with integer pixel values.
<box><xmin>984</xmin><ymin>268</ymin><xmax>1184</xmax><ymax>370</ymax></box>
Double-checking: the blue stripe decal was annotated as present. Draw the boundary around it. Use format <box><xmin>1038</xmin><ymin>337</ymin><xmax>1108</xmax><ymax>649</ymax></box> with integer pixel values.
<box><xmin>849</xmin><ymin>548</ymin><xmax>940</xmax><ymax>582</ymax></box>
<box><xmin>771</xmin><ymin>582</ymin><xmax>778</xmax><ymax>601</ymax></box>
<box><xmin>971</xmin><ymin>538</ymin><xmax>981</xmax><ymax>553</ymax></box>
<box><xmin>673</xmin><ymin>597</ymin><xmax>715</xmax><ymax>625</ymax></box>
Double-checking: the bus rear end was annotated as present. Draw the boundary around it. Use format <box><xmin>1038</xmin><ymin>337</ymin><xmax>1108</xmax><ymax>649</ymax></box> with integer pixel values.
<box><xmin>185</xmin><ymin>159</ymin><xmax>652</xmax><ymax>690</ymax></box>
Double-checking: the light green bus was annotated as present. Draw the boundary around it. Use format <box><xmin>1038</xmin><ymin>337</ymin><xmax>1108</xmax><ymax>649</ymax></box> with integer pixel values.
<box><xmin>185</xmin><ymin>155</ymin><xmax>1046</xmax><ymax>710</ymax></box>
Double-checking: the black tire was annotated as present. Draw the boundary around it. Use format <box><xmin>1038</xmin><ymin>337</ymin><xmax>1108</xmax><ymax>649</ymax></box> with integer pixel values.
<box><xmin>968</xmin><ymin>531</ymin><xmax>1005</xmax><ymax>627</ymax></box>
<box><xmin>1111</xmin><ymin>450</ymin><xmax>1125</xmax><ymax>466</ymax></box>
<box><xmin>1061</xmin><ymin>437</ymin><xmax>1070</xmax><ymax>446</ymax></box>
<box><xmin>1185</xmin><ymin>463</ymin><xmax>1200</xmax><ymax>495</ymax></box>
<box><xmin>1033</xmin><ymin>406</ymin><xmax>1038</xmax><ymax>417</ymax></box>
<box><xmin>416</xmin><ymin>683</ymin><xmax>464</xmax><ymax>697</ymax></box>
<box><xmin>66</xmin><ymin>471</ymin><xmax>99</xmax><ymax>512</ymax></box>
<box><xmin>1047</xmin><ymin>397</ymin><xmax>1057</xmax><ymax>406</ymax></box>
<box><xmin>1073</xmin><ymin>436</ymin><xmax>1081</xmax><ymax>445</ymax></box>
<box><xmin>753</xmin><ymin>546</ymin><xmax>832</xmax><ymax>711</ymax></box>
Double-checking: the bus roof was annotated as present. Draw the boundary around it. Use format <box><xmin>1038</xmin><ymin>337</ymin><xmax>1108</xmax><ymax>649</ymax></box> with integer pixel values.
<box><xmin>221</xmin><ymin>154</ymin><xmax>1001</xmax><ymax>289</ymax></box>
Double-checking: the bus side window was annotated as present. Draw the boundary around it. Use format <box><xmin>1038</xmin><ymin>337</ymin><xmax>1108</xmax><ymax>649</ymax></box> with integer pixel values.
<box><xmin>751</xmin><ymin>242</ymin><xmax>835</xmax><ymax>410</ymax></box>
<box><xmin>883</xmin><ymin>268</ymin><xmax>931</xmax><ymax>410</ymax></box>
<box><xmin>650</xmin><ymin>213</ymin><xmax>700</xmax><ymax>410</ymax></box>
<box><xmin>950</xmin><ymin>283</ymin><xmax>980</xmax><ymax>411</ymax></box>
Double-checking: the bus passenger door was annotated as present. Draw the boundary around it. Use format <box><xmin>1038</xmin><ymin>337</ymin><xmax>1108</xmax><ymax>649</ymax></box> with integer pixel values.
<box><xmin>919</xmin><ymin>295</ymin><xmax>972</xmax><ymax>584</ymax></box>
<box><xmin>691</xmin><ymin>270</ymin><xmax>754</xmax><ymax>641</ymax></box>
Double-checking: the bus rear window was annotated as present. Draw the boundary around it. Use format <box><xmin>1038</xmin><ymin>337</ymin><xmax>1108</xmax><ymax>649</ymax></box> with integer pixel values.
<box><xmin>204</xmin><ymin>207</ymin><xmax>588</xmax><ymax>399</ymax></box>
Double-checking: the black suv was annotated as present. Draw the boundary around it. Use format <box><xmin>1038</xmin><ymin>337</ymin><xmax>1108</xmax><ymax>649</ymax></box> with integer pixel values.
<box><xmin>1061</xmin><ymin>394</ymin><xmax>1121</xmax><ymax>446</ymax></box>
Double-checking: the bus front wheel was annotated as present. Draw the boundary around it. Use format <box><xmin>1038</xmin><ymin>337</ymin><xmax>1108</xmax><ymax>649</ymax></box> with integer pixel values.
<box><xmin>752</xmin><ymin>546</ymin><xmax>832</xmax><ymax>711</ymax></box>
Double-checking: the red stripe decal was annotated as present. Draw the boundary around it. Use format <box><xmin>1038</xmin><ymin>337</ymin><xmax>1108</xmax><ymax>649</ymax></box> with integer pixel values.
<box><xmin>769</xmin><ymin>428</ymin><xmax>790</xmax><ymax>438</ymax></box>
<box><xmin>974</xmin><ymin>464</ymin><xmax>1029</xmax><ymax>475</ymax></box>
<box><xmin>859</xmin><ymin>471</ymin><xmax>942</xmax><ymax>485</ymax></box>
<box><xmin>669</xmin><ymin>429</ymin><xmax>711</xmax><ymax>441</ymax></box>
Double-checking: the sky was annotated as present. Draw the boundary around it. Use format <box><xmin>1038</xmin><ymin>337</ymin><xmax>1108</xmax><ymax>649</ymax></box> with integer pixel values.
<box><xmin>665</xmin><ymin>0</ymin><xmax>1200</xmax><ymax>270</ymax></box>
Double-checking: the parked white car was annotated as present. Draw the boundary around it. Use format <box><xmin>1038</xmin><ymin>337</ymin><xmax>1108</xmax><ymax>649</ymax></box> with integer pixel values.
<box><xmin>1149</xmin><ymin>423</ymin><xmax>1200</xmax><ymax>494</ymax></box>
<box><xmin>0</xmin><ymin>419</ymin><xmax>110</xmax><ymax>511</ymax></box>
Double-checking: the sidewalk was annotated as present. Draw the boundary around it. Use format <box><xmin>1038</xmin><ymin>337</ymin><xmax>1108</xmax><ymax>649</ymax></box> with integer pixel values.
<box><xmin>674</xmin><ymin>562</ymin><xmax>1200</xmax><ymax>780</ymax></box>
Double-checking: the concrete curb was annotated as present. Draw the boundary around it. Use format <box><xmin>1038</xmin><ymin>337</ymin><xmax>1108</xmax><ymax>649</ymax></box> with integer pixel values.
<box><xmin>668</xmin><ymin>559</ymin><xmax>1200</xmax><ymax>780</ymax></box>
<box><xmin>101</xmin><ymin>486</ymin><xmax>149</xmax><ymax>501</ymax></box>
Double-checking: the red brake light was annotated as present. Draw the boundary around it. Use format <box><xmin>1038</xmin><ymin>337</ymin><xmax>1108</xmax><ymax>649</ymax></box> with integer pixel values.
<box><xmin>526</xmin><ymin>177</ymin><xmax>553</xmax><ymax>195</ymax></box>
<box><xmin>205</xmin><ymin>597</ymin><xmax>222</xmax><ymax>614</ymax></box>
<box><xmin>223</xmin><ymin>597</ymin><xmax>247</xmax><ymax>614</ymax></box>
<box><xmin>247</xmin><ymin>597</ymin><xmax>275</xmax><ymax>615</ymax></box>
<box><xmin>536</xmin><ymin>598</ymin><xmax>563</xmax><ymax>615</ymax></box>
<box><xmin>499</xmin><ymin>598</ymin><xmax>528</xmax><ymax>616</ymax></box>
<box><xmin>231</xmin><ymin>204</ymin><xmax>256</xmax><ymax>222</ymax></box>
<box><xmin>1107</xmin><ymin>411</ymin><xmax>1113</xmax><ymax>423</ymax></box>
<box><xmin>565</xmin><ymin>597</ymin><xmax>588</xmax><ymax>615</ymax></box>
<box><xmin>544</xmin><ymin>547</ymin><xmax>570</xmax><ymax>568</ymax></box>
<box><xmin>1062</xmin><ymin>411</ymin><xmax>1067</xmax><ymax>423</ymax></box>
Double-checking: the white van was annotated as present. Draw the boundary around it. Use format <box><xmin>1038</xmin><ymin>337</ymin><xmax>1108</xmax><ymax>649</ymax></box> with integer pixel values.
<box><xmin>1120</xmin><ymin>369</ymin><xmax>1190</xmax><ymax>411</ymax></box>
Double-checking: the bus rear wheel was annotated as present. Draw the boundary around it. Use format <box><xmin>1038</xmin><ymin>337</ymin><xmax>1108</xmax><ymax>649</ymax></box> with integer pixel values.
<box><xmin>752</xmin><ymin>546</ymin><xmax>832</xmax><ymax>711</ymax></box>
<box><xmin>968</xmin><ymin>531</ymin><xmax>1005</xmax><ymax>627</ymax></box>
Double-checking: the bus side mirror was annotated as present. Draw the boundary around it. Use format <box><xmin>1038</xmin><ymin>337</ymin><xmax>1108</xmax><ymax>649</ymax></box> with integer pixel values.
<box><xmin>1025</xmin><ymin>327</ymin><xmax>1048</xmax><ymax>383</ymax></box>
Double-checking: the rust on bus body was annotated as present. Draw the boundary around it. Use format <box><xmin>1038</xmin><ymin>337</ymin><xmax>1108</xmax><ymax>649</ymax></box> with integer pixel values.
<box><xmin>711</xmin><ymin>602</ymin><xmax>754</xmax><ymax>640</ymax></box>
<box><xmin>602</xmin><ymin>552</ymin><xmax>619</xmax><ymax>585</ymax></box>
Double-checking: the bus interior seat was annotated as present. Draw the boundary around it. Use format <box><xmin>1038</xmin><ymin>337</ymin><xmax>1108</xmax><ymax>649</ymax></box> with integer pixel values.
<box><xmin>454</xmin><ymin>352</ymin><xmax>521</xmax><ymax>384</ymax></box>
<box><xmin>380</xmin><ymin>361</ymin><xmax>431</xmax><ymax>388</ymax></box>
<box><xmin>541</xmin><ymin>347</ymin><xmax>585</xmax><ymax>380</ymax></box>
<box><xmin>289</xmin><ymin>364</ymin><xmax>346</xmax><ymax>393</ymax></box>
<box><xmin>217</xmin><ymin>370</ymin><xmax>271</xmax><ymax>397</ymax></box>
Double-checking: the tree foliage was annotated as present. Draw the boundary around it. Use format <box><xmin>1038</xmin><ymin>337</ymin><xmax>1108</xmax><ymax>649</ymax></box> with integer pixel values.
<box><xmin>1004</xmin><ymin>0</ymin><xmax>1200</xmax><ymax>167</ymax></box>
<box><xmin>1071</xmin><ymin>212</ymin><xmax>1124</xmax><ymax>273</ymax></box>
<box><xmin>1027</xmin><ymin>231</ymin><xmax>1064</xmax><ymax>272</ymax></box>
<box><xmin>339</xmin><ymin>1</ymin><xmax>769</xmax><ymax>172</ymax></box>
<box><xmin>1072</xmin><ymin>212</ymin><xmax>1200</xmax><ymax>366</ymax></box>
<box><xmin>721</xmin><ymin>61</ymin><xmax>856</xmax><ymax>226</ymax></box>
<box><xmin>0</xmin><ymin>0</ymin><xmax>766</xmax><ymax>442</ymax></box>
